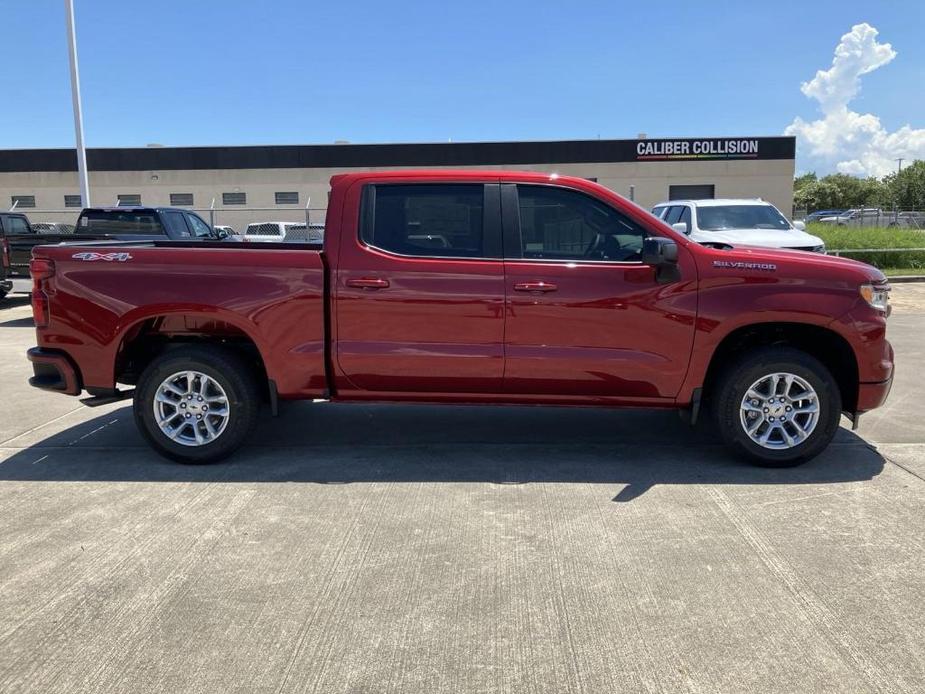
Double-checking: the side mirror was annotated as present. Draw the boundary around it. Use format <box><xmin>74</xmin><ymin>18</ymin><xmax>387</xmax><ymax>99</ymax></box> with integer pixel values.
<box><xmin>671</xmin><ymin>222</ymin><xmax>690</xmax><ymax>235</ymax></box>
<box><xmin>215</xmin><ymin>228</ymin><xmax>228</xmax><ymax>239</ymax></box>
<box><xmin>642</xmin><ymin>237</ymin><xmax>680</xmax><ymax>284</ymax></box>
<box><xmin>792</xmin><ymin>220</ymin><xmax>806</xmax><ymax>231</ymax></box>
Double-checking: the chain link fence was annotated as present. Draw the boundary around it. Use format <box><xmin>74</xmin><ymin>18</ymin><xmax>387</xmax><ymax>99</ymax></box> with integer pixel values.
<box><xmin>796</xmin><ymin>206</ymin><xmax>925</xmax><ymax>229</ymax></box>
<box><xmin>8</xmin><ymin>205</ymin><xmax>329</xmax><ymax>238</ymax></box>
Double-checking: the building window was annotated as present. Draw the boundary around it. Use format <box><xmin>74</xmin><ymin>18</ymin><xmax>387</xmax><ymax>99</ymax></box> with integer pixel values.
<box><xmin>668</xmin><ymin>184</ymin><xmax>715</xmax><ymax>200</ymax></box>
<box><xmin>275</xmin><ymin>191</ymin><xmax>299</xmax><ymax>205</ymax></box>
<box><xmin>117</xmin><ymin>194</ymin><xmax>142</xmax><ymax>206</ymax></box>
<box><xmin>11</xmin><ymin>195</ymin><xmax>35</xmax><ymax>208</ymax></box>
<box><xmin>223</xmin><ymin>192</ymin><xmax>246</xmax><ymax>205</ymax></box>
<box><xmin>64</xmin><ymin>194</ymin><xmax>83</xmax><ymax>208</ymax></box>
<box><xmin>170</xmin><ymin>193</ymin><xmax>194</xmax><ymax>206</ymax></box>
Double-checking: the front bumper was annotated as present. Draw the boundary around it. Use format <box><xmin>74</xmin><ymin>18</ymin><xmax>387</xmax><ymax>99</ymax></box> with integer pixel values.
<box><xmin>857</xmin><ymin>377</ymin><xmax>893</xmax><ymax>413</ymax></box>
<box><xmin>27</xmin><ymin>347</ymin><xmax>81</xmax><ymax>396</ymax></box>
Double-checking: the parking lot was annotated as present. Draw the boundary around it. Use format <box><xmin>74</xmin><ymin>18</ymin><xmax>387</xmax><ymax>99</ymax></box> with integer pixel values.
<box><xmin>0</xmin><ymin>287</ymin><xmax>923</xmax><ymax>693</ymax></box>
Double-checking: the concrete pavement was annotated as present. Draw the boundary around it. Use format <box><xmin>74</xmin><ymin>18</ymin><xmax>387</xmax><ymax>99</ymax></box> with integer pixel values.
<box><xmin>0</xmin><ymin>288</ymin><xmax>923</xmax><ymax>693</ymax></box>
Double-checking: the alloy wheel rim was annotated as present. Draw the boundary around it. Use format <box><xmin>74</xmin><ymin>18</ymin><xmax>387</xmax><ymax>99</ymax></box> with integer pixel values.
<box><xmin>153</xmin><ymin>370</ymin><xmax>230</xmax><ymax>447</ymax></box>
<box><xmin>739</xmin><ymin>372</ymin><xmax>820</xmax><ymax>450</ymax></box>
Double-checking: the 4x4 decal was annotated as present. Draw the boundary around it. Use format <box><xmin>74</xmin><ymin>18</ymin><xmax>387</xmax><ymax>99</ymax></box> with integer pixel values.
<box><xmin>71</xmin><ymin>252</ymin><xmax>133</xmax><ymax>262</ymax></box>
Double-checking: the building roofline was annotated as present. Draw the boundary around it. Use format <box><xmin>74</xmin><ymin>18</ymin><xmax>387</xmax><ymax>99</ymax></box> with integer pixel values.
<box><xmin>0</xmin><ymin>136</ymin><xmax>796</xmax><ymax>173</ymax></box>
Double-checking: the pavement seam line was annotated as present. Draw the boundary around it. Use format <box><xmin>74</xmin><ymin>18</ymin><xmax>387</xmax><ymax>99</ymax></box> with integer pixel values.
<box><xmin>0</xmin><ymin>405</ymin><xmax>92</xmax><ymax>448</ymax></box>
<box><xmin>878</xmin><ymin>450</ymin><xmax>925</xmax><ymax>484</ymax></box>
<box><xmin>707</xmin><ymin>487</ymin><xmax>898</xmax><ymax>694</ymax></box>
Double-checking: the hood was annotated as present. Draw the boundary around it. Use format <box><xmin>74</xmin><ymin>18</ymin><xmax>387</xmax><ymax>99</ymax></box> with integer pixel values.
<box><xmin>706</xmin><ymin>244</ymin><xmax>887</xmax><ymax>284</ymax></box>
<box><xmin>692</xmin><ymin>227</ymin><xmax>824</xmax><ymax>250</ymax></box>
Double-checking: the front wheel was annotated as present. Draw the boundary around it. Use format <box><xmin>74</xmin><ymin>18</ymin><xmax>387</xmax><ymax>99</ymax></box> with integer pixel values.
<box><xmin>714</xmin><ymin>347</ymin><xmax>842</xmax><ymax>467</ymax></box>
<box><xmin>134</xmin><ymin>346</ymin><xmax>260</xmax><ymax>463</ymax></box>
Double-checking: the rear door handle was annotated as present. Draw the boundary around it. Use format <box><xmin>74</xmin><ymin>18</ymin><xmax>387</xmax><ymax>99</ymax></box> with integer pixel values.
<box><xmin>346</xmin><ymin>277</ymin><xmax>390</xmax><ymax>290</ymax></box>
<box><xmin>514</xmin><ymin>281</ymin><xmax>557</xmax><ymax>293</ymax></box>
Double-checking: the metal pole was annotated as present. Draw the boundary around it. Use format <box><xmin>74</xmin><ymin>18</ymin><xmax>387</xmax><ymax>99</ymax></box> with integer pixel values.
<box><xmin>65</xmin><ymin>0</ymin><xmax>90</xmax><ymax>207</ymax></box>
<box><xmin>209</xmin><ymin>197</ymin><xmax>215</xmax><ymax>228</ymax></box>
<box><xmin>305</xmin><ymin>196</ymin><xmax>311</xmax><ymax>227</ymax></box>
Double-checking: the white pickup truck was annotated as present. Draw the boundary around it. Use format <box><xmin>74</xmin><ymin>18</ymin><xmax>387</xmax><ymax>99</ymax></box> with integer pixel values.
<box><xmin>652</xmin><ymin>199</ymin><xmax>826</xmax><ymax>252</ymax></box>
<box><xmin>243</xmin><ymin>222</ymin><xmax>324</xmax><ymax>243</ymax></box>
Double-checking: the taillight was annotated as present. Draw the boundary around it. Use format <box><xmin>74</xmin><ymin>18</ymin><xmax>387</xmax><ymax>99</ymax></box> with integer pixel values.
<box><xmin>30</xmin><ymin>257</ymin><xmax>55</xmax><ymax>281</ymax></box>
<box><xmin>30</xmin><ymin>257</ymin><xmax>55</xmax><ymax>328</ymax></box>
<box><xmin>0</xmin><ymin>238</ymin><xmax>9</xmax><ymax>269</ymax></box>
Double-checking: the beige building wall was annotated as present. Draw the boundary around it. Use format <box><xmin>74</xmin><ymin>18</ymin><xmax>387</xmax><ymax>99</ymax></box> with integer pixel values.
<box><xmin>0</xmin><ymin>158</ymin><xmax>795</xmax><ymax>229</ymax></box>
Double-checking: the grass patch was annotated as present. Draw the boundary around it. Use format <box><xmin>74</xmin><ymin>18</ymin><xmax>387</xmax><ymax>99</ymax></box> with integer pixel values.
<box><xmin>807</xmin><ymin>223</ymin><xmax>925</xmax><ymax>272</ymax></box>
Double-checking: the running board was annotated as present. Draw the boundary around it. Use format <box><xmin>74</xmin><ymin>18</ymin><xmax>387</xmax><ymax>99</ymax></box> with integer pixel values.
<box><xmin>80</xmin><ymin>389</ymin><xmax>134</xmax><ymax>407</ymax></box>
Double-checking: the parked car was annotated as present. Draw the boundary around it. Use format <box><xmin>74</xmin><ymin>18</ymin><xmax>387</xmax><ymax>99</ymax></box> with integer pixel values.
<box><xmin>651</xmin><ymin>199</ymin><xmax>826</xmax><ymax>252</ymax></box>
<box><xmin>243</xmin><ymin>221</ymin><xmax>324</xmax><ymax>243</ymax></box>
<box><xmin>803</xmin><ymin>209</ymin><xmax>846</xmax><ymax>223</ymax></box>
<box><xmin>817</xmin><ymin>208</ymin><xmax>887</xmax><ymax>227</ymax></box>
<box><xmin>0</xmin><ymin>211</ymin><xmax>39</xmax><ymax>294</ymax></box>
<box><xmin>0</xmin><ymin>223</ymin><xmax>11</xmax><ymax>300</ymax></box>
<box><xmin>32</xmin><ymin>222</ymin><xmax>77</xmax><ymax>235</ymax></box>
<box><xmin>75</xmin><ymin>206</ymin><xmax>227</xmax><ymax>241</ymax></box>
<box><xmin>27</xmin><ymin>170</ymin><xmax>892</xmax><ymax>467</ymax></box>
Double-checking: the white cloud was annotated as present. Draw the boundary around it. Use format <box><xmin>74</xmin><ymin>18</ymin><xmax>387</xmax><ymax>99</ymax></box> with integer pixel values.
<box><xmin>785</xmin><ymin>23</ymin><xmax>925</xmax><ymax>177</ymax></box>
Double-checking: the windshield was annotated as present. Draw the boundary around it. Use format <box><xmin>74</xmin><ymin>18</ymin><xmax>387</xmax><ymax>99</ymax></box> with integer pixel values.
<box><xmin>696</xmin><ymin>205</ymin><xmax>792</xmax><ymax>231</ymax></box>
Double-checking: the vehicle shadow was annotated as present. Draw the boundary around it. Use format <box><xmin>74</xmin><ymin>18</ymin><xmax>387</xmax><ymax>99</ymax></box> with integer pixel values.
<box><xmin>0</xmin><ymin>316</ymin><xmax>33</xmax><ymax>328</ymax></box>
<box><xmin>0</xmin><ymin>296</ymin><xmax>31</xmax><ymax>310</ymax></box>
<box><xmin>0</xmin><ymin>402</ymin><xmax>885</xmax><ymax>501</ymax></box>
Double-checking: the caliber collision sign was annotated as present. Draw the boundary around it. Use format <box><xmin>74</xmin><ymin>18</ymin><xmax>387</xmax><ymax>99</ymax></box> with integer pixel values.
<box><xmin>636</xmin><ymin>138</ymin><xmax>762</xmax><ymax>161</ymax></box>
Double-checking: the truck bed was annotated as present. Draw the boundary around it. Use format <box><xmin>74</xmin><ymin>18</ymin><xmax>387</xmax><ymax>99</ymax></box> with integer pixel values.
<box><xmin>31</xmin><ymin>240</ymin><xmax>328</xmax><ymax>398</ymax></box>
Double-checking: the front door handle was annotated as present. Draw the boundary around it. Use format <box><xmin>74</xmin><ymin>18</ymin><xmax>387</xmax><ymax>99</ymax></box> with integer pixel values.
<box><xmin>514</xmin><ymin>281</ymin><xmax>557</xmax><ymax>293</ymax></box>
<box><xmin>346</xmin><ymin>277</ymin><xmax>390</xmax><ymax>290</ymax></box>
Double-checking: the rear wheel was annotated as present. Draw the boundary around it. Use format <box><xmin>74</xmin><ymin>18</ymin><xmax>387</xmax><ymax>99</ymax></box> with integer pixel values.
<box><xmin>714</xmin><ymin>347</ymin><xmax>842</xmax><ymax>467</ymax></box>
<box><xmin>134</xmin><ymin>346</ymin><xmax>260</xmax><ymax>463</ymax></box>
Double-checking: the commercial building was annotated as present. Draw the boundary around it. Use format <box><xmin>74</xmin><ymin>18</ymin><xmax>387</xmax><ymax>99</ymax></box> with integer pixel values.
<box><xmin>0</xmin><ymin>136</ymin><xmax>795</xmax><ymax>228</ymax></box>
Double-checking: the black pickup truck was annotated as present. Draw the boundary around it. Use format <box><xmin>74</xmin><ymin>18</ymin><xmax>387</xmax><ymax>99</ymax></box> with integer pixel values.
<box><xmin>0</xmin><ymin>207</ymin><xmax>230</xmax><ymax>298</ymax></box>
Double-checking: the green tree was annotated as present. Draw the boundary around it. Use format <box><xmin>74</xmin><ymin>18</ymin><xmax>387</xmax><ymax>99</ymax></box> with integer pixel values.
<box><xmin>793</xmin><ymin>173</ymin><xmax>888</xmax><ymax>211</ymax></box>
<box><xmin>881</xmin><ymin>160</ymin><xmax>925</xmax><ymax>209</ymax></box>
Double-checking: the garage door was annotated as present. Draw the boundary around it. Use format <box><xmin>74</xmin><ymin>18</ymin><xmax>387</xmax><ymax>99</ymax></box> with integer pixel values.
<box><xmin>669</xmin><ymin>184</ymin><xmax>715</xmax><ymax>200</ymax></box>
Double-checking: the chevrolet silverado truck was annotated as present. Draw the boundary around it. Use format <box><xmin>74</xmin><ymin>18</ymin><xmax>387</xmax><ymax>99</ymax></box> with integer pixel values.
<box><xmin>26</xmin><ymin>171</ymin><xmax>894</xmax><ymax>467</ymax></box>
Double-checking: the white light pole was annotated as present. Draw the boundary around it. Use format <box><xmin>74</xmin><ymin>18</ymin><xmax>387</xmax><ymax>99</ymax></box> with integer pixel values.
<box><xmin>65</xmin><ymin>0</ymin><xmax>90</xmax><ymax>207</ymax></box>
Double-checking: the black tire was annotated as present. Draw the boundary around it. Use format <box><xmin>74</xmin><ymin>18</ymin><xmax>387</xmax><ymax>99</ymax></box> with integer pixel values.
<box><xmin>133</xmin><ymin>345</ymin><xmax>260</xmax><ymax>463</ymax></box>
<box><xmin>714</xmin><ymin>346</ymin><xmax>842</xmax><ymax>467</ymax></box>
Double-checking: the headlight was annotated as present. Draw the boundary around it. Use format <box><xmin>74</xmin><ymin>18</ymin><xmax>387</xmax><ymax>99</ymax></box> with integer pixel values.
<box><xmin>812</xmin><ymin>244</ymin><xmax>826</xmax><ymax>254</ymax></box>
<box><xmin>859</xmin><ymin>284</ymin><xmax>890</xmax><ymax>313</ymax></box>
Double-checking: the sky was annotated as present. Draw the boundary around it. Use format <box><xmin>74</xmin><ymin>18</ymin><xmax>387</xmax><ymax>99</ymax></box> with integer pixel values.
<box><xmin>1</xmin><ymin>0</ymin><xmax>923</xmax><ymax>176</ymax></box>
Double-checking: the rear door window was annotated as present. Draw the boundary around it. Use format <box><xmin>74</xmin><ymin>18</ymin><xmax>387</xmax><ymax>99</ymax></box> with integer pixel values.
<box><xmin>5</xmin><ymin>216</ymin><xmax>32</xmax><ymax>234</ymax></box>
<box><xmin>362</xmin><ymin>184</ymin><xmax>489</xmax><ymax>258</ymax></box>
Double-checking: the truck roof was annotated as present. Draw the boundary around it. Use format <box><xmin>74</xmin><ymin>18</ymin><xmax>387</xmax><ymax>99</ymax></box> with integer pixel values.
<box><xmin>329</xmin><ymin>169</ymin><xmax>600</xmax><ymax>187</ymax></box>
<box><xmin>652</xmin><ymin>198</ymin><xmax>768</xmax><ymax>208</ymax></box>
<box><xmin>80</xmin><ymin>206</ymin><xmax>191</xmax><ymax>214</ymax></box>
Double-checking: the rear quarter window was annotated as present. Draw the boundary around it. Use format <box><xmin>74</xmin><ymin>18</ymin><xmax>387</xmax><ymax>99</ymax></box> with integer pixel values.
<box><xmin>78</xmin><ymin>211</ymin><xmax>165</xmax><ymax>235</ymax></box>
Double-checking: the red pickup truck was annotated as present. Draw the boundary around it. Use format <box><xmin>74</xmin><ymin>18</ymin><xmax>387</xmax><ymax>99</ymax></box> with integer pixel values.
<box><xmin>26</xmin><ymin>170</ymin><xmax>893</xmax><ymax>467</ymax></box>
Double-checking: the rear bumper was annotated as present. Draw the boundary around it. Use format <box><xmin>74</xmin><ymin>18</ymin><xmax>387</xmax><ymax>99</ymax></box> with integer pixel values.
<box><xmin>27</xmin><ymin>347</ymin><xmax>81</xmax><ymax>396</ymax></box>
